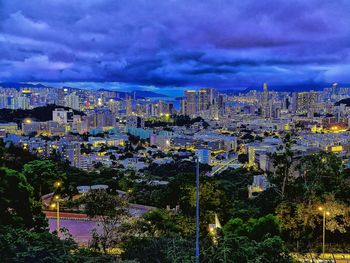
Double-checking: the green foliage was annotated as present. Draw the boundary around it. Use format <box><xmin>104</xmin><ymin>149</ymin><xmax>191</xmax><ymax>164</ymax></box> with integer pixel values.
<box><xmin>0</xmin><ymin>226</ymin><xmax>77</xmax><ymax>263</ymax></box>
<box><xmin>238</xmin><ymin>153</ymin><xmax>249</xmax><ymax>164</ymax></box>
<box><xmin>0</xmin><ymin>167</ymin><xmax>46</xmax><ymax>229</ymax></box>
<box><xmin>268</xmin><ymin>133</ymin><xmax>294</xmax><ymax>200</ymax></box>
<box><xmin>223</xmin><ymin>214</ymin><xmax>281</xmax><ymax>242</ymax></box>
<box><xmin>22</xmin><ymin>160</ymin><xmax>66</xmax><ymax>200</ymax></box>
<box><xmin>296</xmin><ymin>152</ymin><xmax>344</xmax><ymax>199</ymax></box>
<box><xmin>139</xmin><ymin>209</ymin><xmax>196</xmax><ymax>237</ymax></box>
<box><xmin>82</xmin><ymin>190</ymin><xmax>129</xmax><ymax>253</ymax></box>
<box><xmin>83</xmin><ymin>189</ymin><xmax>128</xmax><ymax>219</ymax></box>
<box><xmin>122</xmin><ymin>235</ymin><xmax>195</xmax><ymax>263</ymax></box>
<box><xmin>0</xmin><ymin>226</ymin><xmax>122</xmax><ymax>263</ymax></box>
<box><xmin>0</xmin><ymin>104</ymin><xmax>84</xmax><ymax>124</ymax></box>
<box><xmin>277</xmin><ymin>195</ymin><xmax>350</xmax><ymax>247</ymax></box>
<box><xmin>208</xmin><ymin>235</ymin><xmax>292</xmax><ymax>263</ymax></box>
<box><xmin>0</xmin><ymin>141</ymin><xmax>37</xmax><ymax>170</ymax></box>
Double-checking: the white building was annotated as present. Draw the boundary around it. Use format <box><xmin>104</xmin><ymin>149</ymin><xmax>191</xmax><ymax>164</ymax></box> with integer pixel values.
<box><xmin>196</xmin><ymin>149</ymin><xmax>211</xmax><ymax>164</ymax></box>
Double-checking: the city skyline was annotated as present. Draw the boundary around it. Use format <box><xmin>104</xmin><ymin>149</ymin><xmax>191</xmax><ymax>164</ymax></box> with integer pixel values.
<box><xmin>2</xmin><ymin>2</ymin><xmax>350</xmax><ymax>261</ymax></box>
<box><xmin>2</xmin><ymin>1</ymin><xmax>350</xmax><ymax>89</ymax></box>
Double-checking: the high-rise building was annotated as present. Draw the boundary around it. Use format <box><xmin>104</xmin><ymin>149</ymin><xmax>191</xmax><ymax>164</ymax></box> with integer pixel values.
<box><xmin>65</xmin><ymin>92</ymin><xmax>80</xmax><ymax>110</ymax></box>
<box><xmin>59</xmin><ymin>141</ymin><xmax>81</xmax><ymax>168</ymax></box>
<box><xmin>15</xmin><ymin>96</ymin><xmax>30</xmax><ymax>110</ymax></box>
<box><xmin>126</xmin><ymin>116</ymin><xmax>145</xmax><ymax>129</ymax></box>
<box><xmin>53</xmin><ymin>108</ymin><xmax>74</xmax><ymax>124</ymax></box>
<box><xmin>183</xmin><ymin>90</ymin><xmax>197</xmax><ymax>116</ymax></box>
<box><xmin>196</xmin><ymin>149</ymin><xmax>211</xmax><ymax>164</ymax></box>
<box><xmin>126</xmin><ymin>95</ymin><xmax>133</xmax><ymax>116</ymax></box>
<box><xmin>198</xmin><ymin>89</ymin><xmax>211</xmax><ymax>112</ymax></box>
<box><xmin>261</xmin><ymin>83</ymin><xmax>271</xmax><ymax>118</ymax></box>
<box><xmin>93</xmin><ymin>109</ymin><xmax>116</xmax><ymax>128</ymax></box>
<box><xmin>292</xmin><ymin>92</ymin><xmax>318</xmax><ymax>114</ymax></box>
<box><xmin>56</xmin><ymin>88</ymin><xmax>66</xmax><ymax>106</ymax></box>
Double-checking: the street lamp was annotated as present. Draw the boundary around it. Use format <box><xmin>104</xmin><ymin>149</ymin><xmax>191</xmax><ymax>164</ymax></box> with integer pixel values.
<box><xmin>53</xmin><ymin>181</ymin><xmax>62</xmax><ymax>236</ymax></box>
<box><xmin>52</xmin><ymin>195</ymin><xmax>61</xmax><ymax>236</ymax></box>
<box><xmin>318</xmin><ymin>206</ymin><xmax>330</xmax><ymax>255</ymax></box>
<box><xmin>54</xmin><ymin>181</ymin><xmax>62</xmax><ymax>188</ymax></box>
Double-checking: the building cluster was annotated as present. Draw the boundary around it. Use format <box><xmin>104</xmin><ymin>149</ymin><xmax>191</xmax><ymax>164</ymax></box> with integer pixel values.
<box><xmin>0</xmin><ymin>83</ymin><xmax>350</xmax><ymax>185</ymax></box>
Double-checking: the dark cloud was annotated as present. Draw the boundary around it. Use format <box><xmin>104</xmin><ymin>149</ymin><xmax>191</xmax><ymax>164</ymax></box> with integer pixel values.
<box><xmin>1</xmin><ymin>0</ymin><xmax>350</xmax><ymax>88</ymax></box>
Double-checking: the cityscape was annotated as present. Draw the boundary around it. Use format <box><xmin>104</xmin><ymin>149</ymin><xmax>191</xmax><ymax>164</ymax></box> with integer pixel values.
<box><xmin>1</xmin><ymin>1</ymin><xmax>350</xmax><ymax>263</ymax></box>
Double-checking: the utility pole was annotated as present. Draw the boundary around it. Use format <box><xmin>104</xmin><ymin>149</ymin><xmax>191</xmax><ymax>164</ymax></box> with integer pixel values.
<box><xmin>318</xmin><ymin>206</ymin><xmax>330</xmax><ymax>256</ymax></box>
<box><xmin>195</xmin><ymin>156</ymin><xmax>200</xmax><ymax>263</ymax></box>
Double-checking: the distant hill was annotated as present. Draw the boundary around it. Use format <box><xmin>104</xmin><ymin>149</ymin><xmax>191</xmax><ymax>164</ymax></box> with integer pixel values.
<box><xmin>0</xmin><ymin>82</ymin><xmax>47</xmax><ymax>90</ymax></box>
<box><xmin>0</xmin><ymin>82</ymin><xmax>168</xmax><ymax>99</ymax></box>
<box><xmin>97</xmin><ymin>89</ymin><xmax>168</xmax><ymax>99</ymax></box>
<box><xmin>0</xmin><ymin>104</ymin><xmax>84</xmax><ymax>124</ymax></box>
<box><xmin>335</xmin><ymin>98</ymin><xmax>350</xmax><ymax>106</ymax></box>
<box><xmin>221</xmin><ymin>83</ymin><xmax>350</xmax><ymax>94</ymax></box>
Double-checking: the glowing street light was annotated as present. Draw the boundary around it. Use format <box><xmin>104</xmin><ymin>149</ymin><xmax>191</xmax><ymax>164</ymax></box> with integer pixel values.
<box><xmin>53</xmin><ymin>181</ymin><xmax>62</xmax><ymax>236</ymax></box>
<box><xmin>54</xmin><ymin>181</ymin><xmax>62</xmax><ymax>188</ymax></box>
<box><xmin>318</xmin><ymin>206</ymin><xmax>330</xmax><ymax>255</ymax></box>
<box><xmin>24</xmin><ymin>118</ymin><xmax>32</xmax><ymax>124</ymax></box>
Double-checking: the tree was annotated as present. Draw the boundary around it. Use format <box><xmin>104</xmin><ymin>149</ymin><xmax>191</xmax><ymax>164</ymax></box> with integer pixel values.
<box><xmin>297</xmin><ymin>152</ymin><xmax>344</xmax><ymax>199</ymax></box>
<box><xmin>238</xmin><ymin>153</ymin><xmax>248</xmax><ymax>164</ymax></box>
<box><xmin>276</xmin><ymin>194</ymin><xmax>350</xmax><ymax>249</ymax></box>
<box><xmin>180</xmin><ymin>180</ymin><xmax>228</xmax><ymax>229</ymax></box>
<box><xmin>209</xmin><ymin>214</ymin><xmax>292</xmax><ymax>263</ymax></box>
<box><xmin>268</xmin><ymin>133</ymin><xmax>294</xmax><ymax>200</ymax></box>
<box><xmin>82</xmin><ymin>190</ymin><xmax>130</xmax><ymax>253</ymax></box>
<box><xmin>223</xmin><ymin>214</ymin><xmax>281</xmax><ymax>242</ymax></box>
<box><xmin>122</xmin><ymin>235</ymin><xmax>195</xmax><ymax>263</ymax></box>
<box><xmin>22</xmin><ymin>160</ymin><xmax>66</xmax><ymax>200</ymax></box>
<box><xmin>0</xmin><ymin>226</ymin><xmax>122</xmax><ymax>263</ymax></box>
<box><xmin>0</xmin><ymin>167</ymin><xmax>46</xmax><ymax>230</ymax></box>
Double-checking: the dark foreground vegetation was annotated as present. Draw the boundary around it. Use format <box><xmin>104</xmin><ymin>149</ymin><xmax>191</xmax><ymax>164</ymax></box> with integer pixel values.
<box><xmin>1</xmin><ymin>134</ymin><xmax>350</xmax><ymax>262</ymax></box>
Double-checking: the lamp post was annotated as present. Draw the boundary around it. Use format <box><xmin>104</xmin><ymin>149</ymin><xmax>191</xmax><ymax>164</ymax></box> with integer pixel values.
<box><xmin>52</xmin><ymin>181</ymin><xmax>62</xmax><ymax>236</ymax></box>
<box><xmin>51</xmin><ymin>195</ymin><xmax>61</xmax><ymax>235</ymax></box>
<box><xmin>318</xmin><ymin>206</ymin><xmax>330</xmax><ymax>255</ymax></box>
<box><xmin>195</xmin><ymin>156</ymin><xmax>200</xmax><ymax>263</ymax></box>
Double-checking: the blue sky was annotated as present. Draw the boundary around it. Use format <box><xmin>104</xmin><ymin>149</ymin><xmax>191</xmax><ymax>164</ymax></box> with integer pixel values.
<box><xmin>1</xmin><ymin>0</ymin><xmax>350</xmax><ymax>89</ymax></box>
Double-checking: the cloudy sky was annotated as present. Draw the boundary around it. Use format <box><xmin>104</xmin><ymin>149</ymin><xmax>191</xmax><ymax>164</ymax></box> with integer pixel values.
<box><xmin>1</xmin><ymin>0</ymin><xmax>350</xmax><ymax>89</ymax></box>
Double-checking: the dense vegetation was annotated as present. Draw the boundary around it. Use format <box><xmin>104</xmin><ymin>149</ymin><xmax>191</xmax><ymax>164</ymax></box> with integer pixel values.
<box><xmin>1</xmin><ymin>133</ymin><xmax>350</xmax><ymax>262</ymax></box>
<box><xmin>0</xmin><ymin>104</ymin><xmax>84</xmax><ymax>124</ymax></box>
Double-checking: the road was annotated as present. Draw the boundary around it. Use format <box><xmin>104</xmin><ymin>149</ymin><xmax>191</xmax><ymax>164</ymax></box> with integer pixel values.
<box><xmin>209</xmin><ymin>156</ymin><xmax>238</xmax><ymax>176</ymax></box>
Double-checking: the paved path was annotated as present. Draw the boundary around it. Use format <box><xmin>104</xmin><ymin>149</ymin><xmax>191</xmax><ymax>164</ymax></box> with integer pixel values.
<box><xmin>45</xmin><ymin>203</ymin><xmax>155</xmax><ymax>244</ymax></box>
<box><xmin>210</xmin><ymin>157</ymin><xmax>237</xmax><ymax>176</ymax></box>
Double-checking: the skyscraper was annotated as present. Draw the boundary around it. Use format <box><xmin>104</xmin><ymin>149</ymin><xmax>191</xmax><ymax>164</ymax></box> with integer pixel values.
<box><xmin>65</xmin><ymin>92</ymin><xmax>80</xmax><ymax>110</ymax></box>
<box><xmin>292</xmin><ymin>92</ymin><xmax>319</xmax><ymax>114</ymax></box>
<box><xmin>261</xmin><ymin>83</ymin><xmax>271</xmax><ymax>118</ymax></box>
<box><xmin>126</xmin><ymin>95</ymin><xmax>133</xmax><ymax>116</ymax></box>
<box><xmin>183</xmin><ymin>90</ymin><xmax>197</xmax><ymax>116</ymax></box>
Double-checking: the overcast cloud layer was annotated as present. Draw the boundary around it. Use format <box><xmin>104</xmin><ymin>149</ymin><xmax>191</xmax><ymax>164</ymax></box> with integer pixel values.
<box><xmin>1</xmin><ymin>0</ymin><xmax>350</xmax><ymax>89</ymax></box>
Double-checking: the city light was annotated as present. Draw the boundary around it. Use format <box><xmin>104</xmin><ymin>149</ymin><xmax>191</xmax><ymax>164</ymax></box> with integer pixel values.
<box><xmin>54</xmin><ymin>181</ymin><xmax>62</xmax><ymax>188</ymax></box>
<box><xmin>2</xmin><ymin>1</ymin><xmax>350</xmax><ymax>261</ymax></box>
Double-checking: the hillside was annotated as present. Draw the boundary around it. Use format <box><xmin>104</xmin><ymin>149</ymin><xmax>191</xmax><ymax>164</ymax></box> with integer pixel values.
<box><xmin>335</xmin><ymin>98</ymin><xmax>350</xmax><ymax>106</ymax></box>
<box><xmin>0</xmin><ymin>104</ymin><xmax>84</xmax><ymax>124</ymax></box>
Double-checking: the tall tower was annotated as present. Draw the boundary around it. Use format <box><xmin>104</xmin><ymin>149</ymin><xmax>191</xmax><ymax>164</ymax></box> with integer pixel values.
<box><xmin>261</xmin><ymin>83</ymin><xmax>270</xmax><ymax>118</ymax></box>
<box><xmin>184</xmin><ymin>90</ymin><xmax>197</xmax><ymax>116</ymax></box>
<box><xmin>126</xmin><ymin>95</ymin><xmax>132</xmax><ymax>116</ymax></box>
